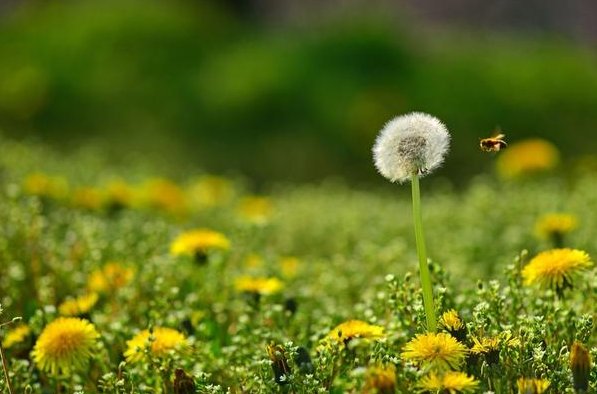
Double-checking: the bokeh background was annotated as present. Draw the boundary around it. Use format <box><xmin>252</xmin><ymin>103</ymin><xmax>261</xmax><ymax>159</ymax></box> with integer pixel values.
<box><xmin>1</xmin><ymin>0</ymin><xmax>596</xmax><ymax>185</ymax></box>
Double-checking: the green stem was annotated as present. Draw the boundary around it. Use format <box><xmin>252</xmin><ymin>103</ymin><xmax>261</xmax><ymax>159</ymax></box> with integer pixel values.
<box><xmin>0</xmin><ymin>335</ymin><xmax>14</xmax><ymax>394</ymax></box>
<box><xmin>411</xmin><ymin>174</ymin><xmax>437</xmax><ymax>333</ymax></box>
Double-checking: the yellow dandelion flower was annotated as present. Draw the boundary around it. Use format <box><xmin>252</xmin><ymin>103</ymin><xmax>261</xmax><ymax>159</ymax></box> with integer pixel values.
<box><xmin>124</xmin><ymin>327</ymin><xmax>187</xmax><ymax>363</ymax></box>
<box><xmin>280</xmin><ymin>256</ymin><xmax>299</xmax><ymax>278</ymax></box>
<box><xmin>239</xmin><ymin>196</ymin><xmax>273</xmax><ymax>224</ymax></box>
<box><xmin>522</xmin><ymin>248</ymin><xmax>593</xmax><ymax>290</ymax></box>
<box><xmin>326</xmin><ymin>320</ymin><xmax>385</xmax><ymax>345</ymax></box>
<box><xmin>142</xmin><ymin>178</ymin><xmax>188</xmax><ymax>216</ymax></box>
<box><xmin>496</xmin><ymin>138</ymin><xmax>559</xmax><ymax>179</ymax></box>
<box><xmin>439</xmin><ymin>310</ymin><xmax>466</xmax><ymax>341</ymax></box>
<box><xmin>23</xmin><ymin>172</ymin><xmax>68</xmax><ymax>200</ymax></box>
<box><xmin>470</xmin><ymin>332</ymin><xmax>519</xmax><ymax>365</ymax></box>
<box><xmin>58</xmin><ymin>293</ymin><xmax>99</xmax><ymax>316</ymax></box>
<box><xmin>234</xmin><ymin>276</ymin><xmax>284</xmax><ymax>295</ymax></box>
<box><xmin>571</xmin><ymin>342</ymin><xmax>591</xmax><ymax>393</ymax></box>
<box><xmin>31</xmin><ymin>317</ymin><xmax>100</xmax><ymax>376</ymax></box>
<box><xmin>3</xmin><ymin>324</ymin><xmax>31</xmax><ymax>348</ymax></box>
<box><xmin>363</xmin><ymin>364</ymin><xmax>396</xmax><ymax>394</ymax></box>
<box><xmin>189</xmin><ymin>175</ymin><xmax>234</xmax><ymax>208</ymax></box>
<box><xmin>517</xmin><ymin>378</ymin><xmax>550</xmax><ymax>394</ymax></box>
<box><xmin>70</xmin><ymin>187</ymin><xmax>104</xmax><ymax>211</ymax></box>
<box><xmin>535</xmin><ymin>213</ymin><xmax>577</xmax><ymax>247</ymax></box>
<box><xmin>244</xmin><ymin>253</ymin><xmax>264</xmax><ymax>268</ymax></box>
<box><xmin>418</xmin><ymin>371</ymin><xmax>479</xmax><ymax>394</ymax></box>
<box><xmin>402</xmin><ymin>333</ymin><xmax>468</xmax><ymax>371</ymax></box>
<box><xmin>87</xmin><ymin>262</ymin><xmax>134</xmax><ymax>294</ymax></box>
<box><xmin>104</xmin><ymin>180</ymin><xmax>135</xmax><ymax>210</ymax></box>
<box><xmin>170</xmin><ymin>229</ymin><xmax>231</xmax><ymax>262</ymax></box>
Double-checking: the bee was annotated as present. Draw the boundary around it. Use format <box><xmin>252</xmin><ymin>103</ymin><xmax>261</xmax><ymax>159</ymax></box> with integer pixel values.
<box><xmin>480</xmin><ymin>129</ymin><xmax>507</xmax><ymax>152</ymax></box>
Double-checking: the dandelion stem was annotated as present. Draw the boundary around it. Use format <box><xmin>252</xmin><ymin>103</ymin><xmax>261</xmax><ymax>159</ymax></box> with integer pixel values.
<box><xmin>411</xmin><ymin>173</ymin><xmax>437</xmax><ymax>333</ymax></box>
<box><xmin>0</xmin><ymin>333</ymin><xmax>15</xmax><ymax>394</ymax></box>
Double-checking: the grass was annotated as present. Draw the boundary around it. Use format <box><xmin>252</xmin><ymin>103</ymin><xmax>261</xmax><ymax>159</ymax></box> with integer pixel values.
<box><xmin>0</xmin><ymin>137</ymin><xmax>596</xmax><ymax>393</ymax></box>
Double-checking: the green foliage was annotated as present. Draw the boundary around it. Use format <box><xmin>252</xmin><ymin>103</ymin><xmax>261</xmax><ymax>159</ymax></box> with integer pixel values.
<box><xmin>0</xmin><ymin>137</ymin><xmax>596</xmax><ymax>392</ymax></box>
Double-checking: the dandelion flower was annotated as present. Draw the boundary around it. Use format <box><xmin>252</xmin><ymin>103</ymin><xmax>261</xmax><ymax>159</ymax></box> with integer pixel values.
<box><xmin>70</xmin><ymin>187</ymin><xmax>104</xmax><ymax>211</ymax></box>
<box><xmin>372</xmin><ymin>112</ymin><xmax>450</xmax><ymax>333</ymax></box>
<box><xmin>23</xmin><ymin>172</ymin><xmax>68</xmax><ymax>200</ymax></box>
<box><xmin>266</xmin><ymin>343</ymin><xmax>292</xmax><ymax>385</ymax></box>
<box><xmin>363</xmin><ymin>364</ymin><xmax>396</xmax><ymax>394</ymax></box>
<box><xmin>402</xmin><ymin>333</ymin><xmax>468</xmax><ymax>371</ymax></box>
<box><xmin>142</xmin><ymin>178</ymin><xmax>188</xmax><ymax>216</ymax></box>
<box><xmin>104</xmin><ymin>180</ymin><xmax>135</xmax><ymax>210</ymax></box>
<box><xmin>439</xmin><ymin>310</ymin><xmax>466</xmax><ymax>342</ymax></box>
<box><xmin>372</xmin><ymin>112</ymin><xmax>450</xmax><ymax>183</ymax></box>
<box><xmin>535</xmin><ymin>213</ymin><xmax>577</xmax><ymax>247</ymax></box>
<box><xmin>326</xmin><ymin>320</ymin><xmax>385</xmax><ymax>345</ymax></box>
<box><xmin>234</xmin><ymin>276</ymin><xmax>284</xmax><ymax>296</ymax></box>
<box><xmin>418</xmin><ymin>371</ymin><xmax>479</xmax><ymax>394</ymax></box>
<box><xmin>244</xmin><ymin>253</ymin><xmax>264</xmax><ymax>268</ymax></box>
<box><xmin>87</xmin><ymin>262</ymin><xmax>134</xmax><ymax>294</ymax></box>
<box><xmin>3</xmin><ymin>324</ymin><xmax>31</xmax><ymax>348</ymax></box>
<box><xmin>189</xmin><ymin>175</ymin><xmax>234</xmax><ymax>207</ymax></box>
<box><xmin>570</xmin><ymin>342</ymin><xmax>591</xmax><ymax>393</ymax></box>
<box><xmin>522</xmin><ymin>248</ymin><xmax>592</xmax><ymax>291</ymax></box>
<box><xmin>280</xmin><ymin>256</ymin><xmax>300</xmax><ymax>278</ymax></box>
<box><xmin>470</xmin><ymin>332</ymin><xmax>519</xmax><ymax>364</ymax></box>
<box><xmin>58</xmin><ymin>293</ymin><xmax>99</xmax><ymax>317</ymax></box>
<box><xmin>31</xmin><ymin>317</ymin><xmax>100</xmax><ymax>376</ymax></box>
<box><xmin>170</xmin><ymin>229</ymin><xmax>231</xmax><ymax>263</ymax></box>
<box><xmin>516</xmin><ymin>378</ymin><xmax>550</xmax><ymax>394</ymax></box>
<box><xmin>239</xmin><ymin>196</ymin><xmax>273</xmax><ymax>224</ymax></box>
<box><xmin>496</xmin><ymin>139</ymin><xmax>559</xmax><ymax>179</ymax></box>
<box><xmin>124</xmin><ymin>327</ymin><xmax>187</xmax><ymax>363</ymax></box>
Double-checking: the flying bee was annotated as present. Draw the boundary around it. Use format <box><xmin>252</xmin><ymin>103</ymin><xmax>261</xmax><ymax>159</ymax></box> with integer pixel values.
<box><xmin>480</xmin><ymin>129</ymin><xmax>508</xmax><ymax>152</ymax></box>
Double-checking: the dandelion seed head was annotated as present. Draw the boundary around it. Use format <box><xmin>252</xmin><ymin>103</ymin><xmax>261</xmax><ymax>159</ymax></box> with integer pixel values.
<box><xmin>373</xmin><ymin>112</ymin><xmax>450</xmax><ymax>183</ymax></box>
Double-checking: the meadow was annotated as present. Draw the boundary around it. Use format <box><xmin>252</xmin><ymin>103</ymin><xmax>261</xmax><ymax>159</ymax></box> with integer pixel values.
<box><xmin>0</xmin><ymin>130</ymin><xmax>596</xmax><ymax>394</ymax></box>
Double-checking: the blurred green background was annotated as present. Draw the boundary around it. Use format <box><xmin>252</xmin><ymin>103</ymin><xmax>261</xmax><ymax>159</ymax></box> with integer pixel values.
<box><xmin>1</xmin><ymin>0</ymin><xmax>596</xmax><ymax>184</ymax></box>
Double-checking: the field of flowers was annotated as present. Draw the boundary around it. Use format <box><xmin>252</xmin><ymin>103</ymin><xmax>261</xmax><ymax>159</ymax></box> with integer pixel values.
<box><xmin>0</xmin><ymin>126</ymin><xmax>596</xmax><ymax>393</ymax></box>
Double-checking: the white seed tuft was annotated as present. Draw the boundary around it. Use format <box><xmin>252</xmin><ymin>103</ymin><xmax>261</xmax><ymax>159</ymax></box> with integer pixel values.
<box><xmin>372</xmin><ymin>112</ymin><xmax>450</xmax><ymax>183</ymax></box>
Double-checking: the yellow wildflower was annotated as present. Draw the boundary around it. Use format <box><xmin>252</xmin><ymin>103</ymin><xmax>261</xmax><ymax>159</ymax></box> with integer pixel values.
<box><xmin>87</xmin><ymin>262</ymin><xmax>134</xmax><ymax>294</ymax></box>
<box><xmin>535</xmin><ymin>213</ymin><xmax>577</xmax><ymax>247</ymax></box>
<box><xmin>439</xmin><ymin>310</ymin><xmax>466</xmax><ymax>341</ymax></box>
<box><xmin>23</xmin><ymin>172</ymin><xmax>68</xmax><ymax>200</ymax></box>
<box><xmin>496</xmin><ymin>139</ymin><xmax>559</xmax><ymax>179</ymax></box>
<box><xmin>31</xmin><ymin>317</ymin><xmax>100</xmax><ymax>376</ymax></box>
<box><xmin>522</xmin><ymin>248</ymin><xmax>593</xmax><ymax>290</ymax></box>
<box><xmin>402</xmin><ymin>333</ymin><xmax>468</xmax><ymax>371</ymax></box>
<box><xmin>170</xmin><ymin>229</ymin><xmax>231</xmax><ymax>262</ymax></box>
<box><xmin>280</xmin><ymin>256</ymin><xmax>299</xmax><ymax>278</ymax></box>
<box><xmin>516</xmin><ymin>378</ymin><xmax>550</xmax><ymax>394</ymax></box>
<box><xmin>70</xmin><ymin>187</ymin><xmax>104</xmax><ymax>210</ymax></box>
<box><xmin>239</xmin><ymin>196</ymin><xmax>272</xmax><ymax>224</ymax></box>
<box><xmin>418</xmin><ymin>371</ymin><xmax>479</xmax><ymax>394</ymax></box>
<box><xmin>188</xmin><ymin>175</ymin><xmax>234</xmax><ymax>207</ymax></box>
<box><xmin>142</xmin><ymin>178</ymin><xmax>188</xmax><ymax>216</ymax></box>
<box><xmin>124</xmin><ymin>327</ymin><xmax>187</xmax><ymax>363</ymax></box>
<box><xmin>104</xmin><ymin>180</ymin><xmax>135</xmax><ymax>210</ymax></box>
<box><xmin>363</xmin><ymin>364</ymin><xmax>396</xmax><ymax>394</ymax></box>
<box><xmin>234</xmin><ymin>276</ymin><xmax>283</xmax><ymax>295</ymax></box>
<box><xmin>244</xmin><ymin>253</ymin><xmax>264</xmax><ymax>268</ymax></box>
<box><xmin>58</xmin><ymin>293</ymin><xmax>99</xmax><ymax>316</ymax></box>
<box><xmin>3</xmin><ymin>324</ymin><xmax>31</xmax><ymax>348</ymax></box>
<box><xmin>326</xmin><ymin>320</ymin><xmax>385</xmax><ymax>345</ymax></box>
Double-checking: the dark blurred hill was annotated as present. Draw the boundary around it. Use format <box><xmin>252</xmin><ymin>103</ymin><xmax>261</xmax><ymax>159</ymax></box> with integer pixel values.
<box><xmin>1</xmin><ymin>0</ymin><xmax>596</xmax><ymax>184</ymax></box>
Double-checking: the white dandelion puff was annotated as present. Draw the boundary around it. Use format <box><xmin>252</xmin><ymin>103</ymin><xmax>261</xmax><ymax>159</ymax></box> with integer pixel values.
<box><xmin>373</xmin><ymin>112</ymin><xmax>450</xmax><ymax>183</ymax></box>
